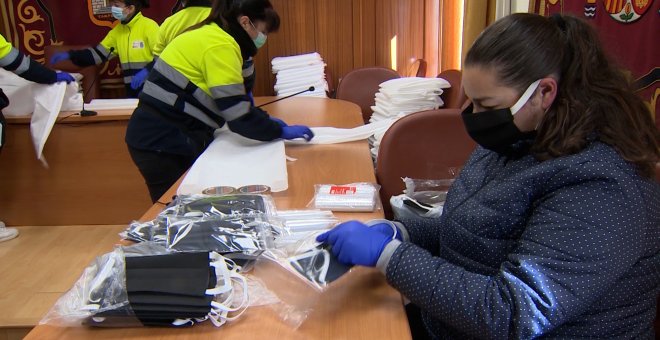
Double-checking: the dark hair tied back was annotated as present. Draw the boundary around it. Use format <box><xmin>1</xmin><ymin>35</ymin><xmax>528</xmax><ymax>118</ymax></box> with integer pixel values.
<box><xmin>465</xmin><ymin>13</ymin><xmax>659</xmax><ymax>178</ymax></box>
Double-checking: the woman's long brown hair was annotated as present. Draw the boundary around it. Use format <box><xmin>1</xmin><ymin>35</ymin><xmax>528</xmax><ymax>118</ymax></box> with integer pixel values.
<box><xmin>465</xmin><ymin>13</ymin><xmax>659</xmax><ymax>178</ymax></box>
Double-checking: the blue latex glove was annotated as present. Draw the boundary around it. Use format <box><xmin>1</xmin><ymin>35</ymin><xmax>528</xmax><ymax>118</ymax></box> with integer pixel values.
<box><xmin>369</xmin><ymin>222</ymin><xmax>403</xmax><ymax>241</ymax></box>
<box><xmin>248</xmin><ymin>91</ymin><xmax>255</xmax><ymax>106</ymax></box>
<box><xmin>281</xmin><ymin>125</ymin><xmax>314</xmax><ymax>141</ymax></box>
<box><xmin>270</xmin><ymin>116</ymin><xmax>288</xmax><ymax>127</ymax></box>
<box><xmin>50</xmin><ymin>52</ymin><xmax>70</xmax><ymax>65</ymax></box>
<box><xmin>316</xmin><ymin>220</ymin><xmax>392</xmax><ymax>266</ymax></box>
<box><xmin>130</xmin><ymin>68</ymin><xmax>148</xmax><ymax>90</ymax></box>
<box><xmin>55</xmin><ymin>72</ymin><xmax>75</xmax><ymax>83</ymax></box>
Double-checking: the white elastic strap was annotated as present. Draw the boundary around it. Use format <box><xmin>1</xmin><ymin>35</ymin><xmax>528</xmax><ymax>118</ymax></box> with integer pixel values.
<box><xmin>86</xmin><ymin>256</ymin><xmax>116</xmax><ymax>304</ymax></box>
<box><xmin>206</xmin><ymin>253</ymin><xmax>237</xmax><ymax>295</ymax></box>
<box><xmin>206</xmin><ymin>253</ymin><xmax>250</xmax><ymax>327</ymax></box>
<box><xmin>172</xmin><ymin>318</ymin><xmax>195</xmax><ymax>326</ymax></box>
<box><xmin>510</xmin><ymin>79</ymin><xmax>541</xmax><ymax>115</ymax></box>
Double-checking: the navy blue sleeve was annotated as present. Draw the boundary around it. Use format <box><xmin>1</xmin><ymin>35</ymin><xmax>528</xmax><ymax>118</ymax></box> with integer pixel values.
<box><xmin>226</xmin><ymin>105</ymin><xmax>282</xmax><ymax>141</ymax></box>
<box><xmin>1</xmin><ymin>48</ymin><xmax>56</xmax><ymax>84</ymax></box>
<box><xmin>385</xmin><ymin>161</ymin><xmax>652</xmax><ymax>339</ymax></box>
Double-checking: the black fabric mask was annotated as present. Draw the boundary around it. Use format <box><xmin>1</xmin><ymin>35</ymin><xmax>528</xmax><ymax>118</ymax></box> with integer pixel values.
<box><xmin>461</xmin><ymin>104</ymin><xmax>536</xmax><ymax>154</ymax></box>
<box><xmin>461</xmin><ymin>79</ymin><xmax>541</xmax><ymax>154</ymax></box>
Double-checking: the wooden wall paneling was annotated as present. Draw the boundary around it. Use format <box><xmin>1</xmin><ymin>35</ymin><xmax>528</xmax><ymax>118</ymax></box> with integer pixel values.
<box><xmin>315</xmin><ymin>0</ymin><xmax>354</xmax><ymax>93</ymax></box>
<box><xmin>253</xmin><ymin>0</ymin><xmax>318</xmax><ymax>96</ymax></box>
<box><xmin>440</xmin><ymin>0</ymin><xmax>463</xmax><ymax>71</ymax></box>
<box><xmin>374</xmin><ymin>0</ymin><xmax>397</xmax><ymax>70</ymax></box>
<box><xmin>351</xmin><ymin>0</ymin><xmax>376</xmax><ymax>70</ymax></box>
<box><xmin>424</xmin><ymin>0</ymin><xmax>441</xmax><ymax>76</ymax></box>
<box><xmin>396</xmin><ymin>0</ymin><xmax>425</xmax><ymax>76</ymax></box>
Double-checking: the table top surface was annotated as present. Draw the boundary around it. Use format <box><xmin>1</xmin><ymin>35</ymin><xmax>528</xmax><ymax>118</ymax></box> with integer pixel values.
<box><xmin>20</xmin><ymin>97</ymin><xmax>411</xmax><ymax>339</ymax></box>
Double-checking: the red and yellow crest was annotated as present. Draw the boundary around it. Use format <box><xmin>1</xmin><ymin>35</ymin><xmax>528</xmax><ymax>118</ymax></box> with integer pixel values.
<box><xmin>604</xmin><ymin>0</ymin><xmax>653</xmax><ymax>23</ymax></box>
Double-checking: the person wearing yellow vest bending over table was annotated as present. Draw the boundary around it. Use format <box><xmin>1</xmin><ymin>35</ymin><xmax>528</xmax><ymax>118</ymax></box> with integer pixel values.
<box><xmin>0</xmin><ymin>34</ymin><xmax>74</xmax><ymax>242</ymax></box>
<box><xmin>125</xmin><ymin>0</ymin><xmax>314</xmax><ymax>203</ymax></box>
<box><xmin>129</xmin><ymin>0</ymin><xmax>212</xmax><ymax>91</ymax></box>
<box><xmin>49</xmin><ymin>0</ymin><xmax>158</xmax><ymax>98</ymax></box>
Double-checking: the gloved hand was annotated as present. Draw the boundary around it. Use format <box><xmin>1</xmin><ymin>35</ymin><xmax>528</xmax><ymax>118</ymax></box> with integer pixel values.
<box><xmin>130</xmin><ymin>68</ymin><xmax>149</xmax><ymax>90</ymax></box>
<box><xmin>55</xmin><ymin>72</ymin><xmax>75</xmax><ymax>83</ymax></box>
<box><xmin>369</xmin><ymin>222</ymin><xmax>403</xmax><ymax>241</ymax></box>
<box><xmin>270</xmin><ymin>116</ymin><xmax>288</xmax><ymax>127</ymax></box>
<box><xmin>50</xmin><ymin>52</ymin><xmax>70</xmax><ymax>65</ymax></box>
<box><xmin>247</xmin><ymin>91</ymin><xmax>255</xmax><ymax>106</ymax></box>
<box><xmin>281</xmin><ymin>125</ymin><xmax>314</xmax><ymax>141</ymax></box>
<box><xmin>316</xmin><ymin>220</ymin><xmax>392</xmax><ymax>266</ymax></box>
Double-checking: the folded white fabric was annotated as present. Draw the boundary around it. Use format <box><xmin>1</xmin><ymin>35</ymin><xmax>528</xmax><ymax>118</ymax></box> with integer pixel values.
<box><xmin>285</xmin><ymin>118</ymin><xmax>396</xmax><ymax>145</ymax></box>
<box><xmin>271</xmin><ymin>52</ymin><xmax>328</xmax><ymax>98</ymax></box>
<box><xmin>369</xmin><ymin>77</ymin><xmax>451</xmax><ymax>160</ymax></box>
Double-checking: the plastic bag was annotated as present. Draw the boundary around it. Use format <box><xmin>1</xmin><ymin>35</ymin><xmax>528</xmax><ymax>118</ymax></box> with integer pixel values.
<box><xmin>390</xmin><ymin>177</ymin><xmax>456</xmax><ymax>219</ymax></box>
<box><xmin>309</xmin><ymin>183</ymin><xmax>382</xmax><ymax>212</ymax></box>
<box><xmin>254</xmin><ymin>232</ymin><xmax>352</xmax><ymax>328</ymax></box>
<box><xmin>41</xmin><ymin>243</ymin><xmax>251</xmax><ymax>328</ymax></box>
<box><xmin>173</xmin><ymin>194</ymin><xmax>277</xmax><ymax>218</ymax></box>
<box><xmin>165</xmin><ymin>215</ymin><xmax>280</xmax><ymax>270</ymax></box>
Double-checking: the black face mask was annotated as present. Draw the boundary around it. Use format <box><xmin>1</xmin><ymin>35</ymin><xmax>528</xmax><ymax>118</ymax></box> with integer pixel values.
<box><xmin>460</xmin><ymin>79</ymin><xmax>541</xmax><ymax>154</ymax></box>
<box><xmin>461</xmin><ymin>104</ymin><xmax>536</xmax><ymax>154</ymax></box>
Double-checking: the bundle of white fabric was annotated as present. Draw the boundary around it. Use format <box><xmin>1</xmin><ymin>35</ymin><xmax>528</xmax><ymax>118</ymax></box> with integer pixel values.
<box><xmin>369</xmin><ymin>77</ymin><xmax>451</xmax><ymax>159</ymax></box>
<box><xmin>271</xmin><ymin>52</ymin><xmax>328</xmax><ymax>98</ymax></box>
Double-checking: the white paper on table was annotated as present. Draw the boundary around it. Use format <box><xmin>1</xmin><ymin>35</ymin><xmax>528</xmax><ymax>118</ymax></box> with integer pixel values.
<box><xmin>178</xmin><ymin>131</ymin><xmax>288</xmax><ymax>195</ymax></box>
<box><xmin>84</xmin><ymin>98</ymin><xmax>139</xmax><ymax>111</ymax></box>
<box><xmin>30</xmin><ymin>82</ymin><xmax>67</xmax><ymax>167</ymax></box>
<box><xmin>285</xmin><ymin>118</ymin><xmax>397</xmax><ymax>145</ymax></box>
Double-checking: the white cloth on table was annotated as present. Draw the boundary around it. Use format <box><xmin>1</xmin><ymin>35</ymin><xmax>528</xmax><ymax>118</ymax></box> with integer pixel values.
<box><xmin>177</xmin><ymin>131</ymin><xmax>289</xmax><ymax>195</ymax></box>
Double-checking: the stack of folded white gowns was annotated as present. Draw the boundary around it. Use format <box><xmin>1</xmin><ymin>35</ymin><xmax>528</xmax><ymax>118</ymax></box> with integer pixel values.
<box><xmin>271</xmin><ymin>52</ymin><xmax>328</xmax><ymax>98</ymax></box>
<box><xmin>369</xmin><ymin>77</ymin><xmax>451</xmax><ymax>159</ymax></box>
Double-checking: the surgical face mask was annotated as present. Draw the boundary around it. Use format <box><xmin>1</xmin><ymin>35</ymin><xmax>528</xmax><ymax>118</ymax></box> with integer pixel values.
<box><xmin>111</xmin><ymin>6</ymin><xmax>126</xmax><ymax>21</ymax></box>
<box><xmin>249</xmin><ymin>20</ymin><xmax>267</xmax><ymax>49</ymax></box>
<box><xmin>461</xmin><ymin>79</ymin><xmax>541</xmax><ymax>154</ymax></box>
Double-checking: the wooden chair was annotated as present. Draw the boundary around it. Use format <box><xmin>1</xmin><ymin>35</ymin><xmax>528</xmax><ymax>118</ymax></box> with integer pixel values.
<box><xmin>335</xmin><ymin>67</ymin><xmax>400</xmax><ymax>123</ymax></box>
<box><xmin>44</xmin><ymin>45</ymin><xmax>101</xmax><ymax>102</ymax></box>
<box><xmin>437</xmin><ymin>69</ymin><xmax>468</xmax><ymax>109</ymax></box>
<box><xmin>406</xmin><ymin>59</ymin><xmax>427</xmax><ymax>77</ymax></box>
<box><xmin>375</xmin><ymin>108</ymin><xmax>476</xmax><ymax>219</ymax></box>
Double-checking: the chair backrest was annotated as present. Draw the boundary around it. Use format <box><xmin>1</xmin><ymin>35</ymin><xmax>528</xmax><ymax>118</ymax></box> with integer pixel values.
<box><xmin>406</xmin><ymin>59</ymin><xmax>427</xmax><ymax>77</ymax></box>
<box><xmin>324</xmin><ymin>66</ymin><xmax>335</xmax><ymax>98</ymax></box>
<box><xmin>44</xmin><ymin>45</ymin><xmax>101</xmax><ymax>102</ymax></box>
<box><xmin>335</xmin><ymin>67</ymin><xmax>400</xmax><ymax>123</ymax></box>
<box><xmin>437</xmin><ymin>69</ymin><xmax>467</xmax><ymax>109</ymax></box>
<box><xmin>376</xmin><ymin>108</ymin><xmax>477</xmax><ymax>218</ymax></box>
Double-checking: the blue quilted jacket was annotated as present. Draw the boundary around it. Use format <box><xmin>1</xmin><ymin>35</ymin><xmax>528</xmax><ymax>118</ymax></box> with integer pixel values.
<box><xmin>384</xmin><ymin>141</ymin><xmax>660</xmax><ymax>339</ymax></box>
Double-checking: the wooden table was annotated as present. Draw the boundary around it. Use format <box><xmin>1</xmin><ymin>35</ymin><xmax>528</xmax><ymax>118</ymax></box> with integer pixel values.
<box><xmin>0</xmin><ymin>109</ymin><xmax>152</xmax><ymax>226</ymax></box>
<box><xmin>0</xmin><ymin>225</ymin><xmax>127</xmax><ymax>339</ymax></box>
<box><xmin>22</xmin><ymin>97</ymin><xmax>411</xmax><ymax>339</ymax></box>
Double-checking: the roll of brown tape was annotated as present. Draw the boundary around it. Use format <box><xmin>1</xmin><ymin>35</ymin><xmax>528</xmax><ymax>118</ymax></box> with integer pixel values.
<box><xmin>237</xmin><ymin>185</ymin><xmax>271</xmax><ymax>194</ymax></box>
<box><xmin>202</xmin><ymin>186</ymin><xmax>237</xmax><ymax>195</ymax></box>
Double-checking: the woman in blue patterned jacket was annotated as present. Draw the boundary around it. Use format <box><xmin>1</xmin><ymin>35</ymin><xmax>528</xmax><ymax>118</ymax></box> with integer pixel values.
<box><xmin>317</xmin><ymin>13</ymin><xmax>660</xmax><ymax>339</ymax></box>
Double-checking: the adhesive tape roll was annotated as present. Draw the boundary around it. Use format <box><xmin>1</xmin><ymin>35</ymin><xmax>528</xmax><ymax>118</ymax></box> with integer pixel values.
<box><xmin>202</xmin><ymin>186</ymin><xmax>237</xmax><ymax>195</ymax></box>
<box><xmin>237</xmin><ymin>185</ymin><xmax>271</xmax><ymax>194</ymax></box>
